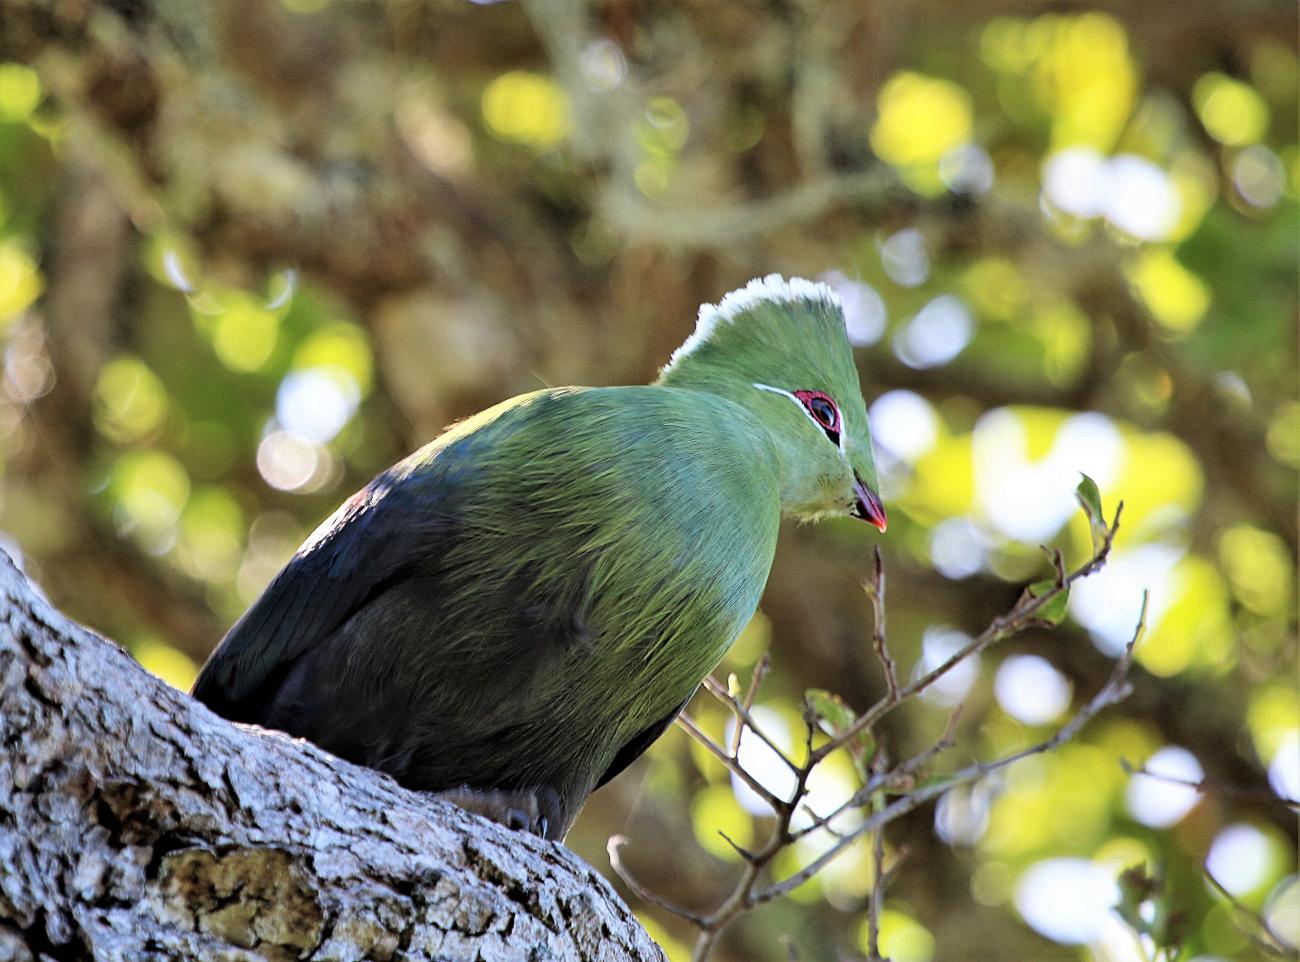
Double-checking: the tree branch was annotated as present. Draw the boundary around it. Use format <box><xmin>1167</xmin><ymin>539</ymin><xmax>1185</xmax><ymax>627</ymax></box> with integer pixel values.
<box><xmin>0</xmin><ymin>550</ymin><xmax>662</xmax><ymax>962</ymax></box>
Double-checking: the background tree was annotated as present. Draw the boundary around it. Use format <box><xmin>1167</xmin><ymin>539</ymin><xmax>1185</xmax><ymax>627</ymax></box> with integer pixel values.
<box><xmin>0</xmin><ymin>1</ymin><xmax>1295</xmax><ymax>960</ymax></box>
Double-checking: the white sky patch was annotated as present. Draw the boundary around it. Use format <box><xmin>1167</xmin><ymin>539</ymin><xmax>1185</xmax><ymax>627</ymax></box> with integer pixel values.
<box><xmin>792</xmin><ymin>762</ymin><xmax>863</xmax><ymax>848</ymax></box>
<box><xmin>880</xmin><ymin>228</ymin><xmax>930</xmax><ymax>287</ymax></box>
<box><xmin>1041</xmin><ymin>148</ymin><xmax>1181</xmax><ymax>241</ymax></box>
<box><xmin>818</xmin><ymin>270</ymin><xmax>887</xmax><ymax>346</ymax></box>
<box><xmin>974</xmin><ymin>410</ymin><xmax>1123</xmax><ymax>544</ymax></box>
<box><xmin>1015</xmin><ymin>858</ymin><xmax>1119</xmax><ymax>944</ymax></box>
<box><xmin>661</xmin><ymin>274</ymin><xmax>841</xmax><ymax>375</ymax></box>
<box><xmin>1104</xmin><ymin>155</ymin><xmax>1181</xmax><ymax>241</ymax></box>
<box><xmin>1070</xmin><ymin>544</ymin><xmax>1180</xmax><ymax>656</ymax></box>
<box><xmin>940</xmin><ymin>143</ymin><xmax>995</xmax><ymax>196</ymax></box>
<box><xmin>1265</xmin><ymin>877</ymin><xmax>1300</xmax><ymax>949</ymax></box>
<box><xmin>162</xmin><ymin>250</ymin><xmax>195</xmax><ymax>293</ymax></box>
<box><xmin>935</xmin><ymin>781</ymin><xmax>992</xmax><ymax>846</ymax></box>
<box><xmin>1043</xmin><ymin>147</ymin><xmax>1109</xmax><ymax>218</ymax></box>
<box><xmin>995</xmin><ymin>655</ymin><xmax>1072</xmax><ymax>725</ymax></box>
<box><xmin>257</xmin><ymin>429</ymin><xmax>336</xmax><ymax>493</ymax></box>
<box><xmin>930</xmin><ymin>517</ymin><xmax>989</xmax><ymax>580</ymax></box>
<box><xmin>1207</xmin><ymin>824</ymin><xmax>1276</xmax><ymax>896</ymax></box>
<box><xmin>1126</xmin><ymin>745</ymin><xmax>1203</xmax><ymax>828</ymax></box>
<box><xmin>277</xmin><ymin>368</ymin><xmax>360</xmax><ymax>443</ymax></box>
<box><xmin>727</xmin><ymin>706</ymin><xmax>797</xmax><ymax>815</ymax></box>
<box><xmin>580</xmin><ymin>38</ymin><xmax>627</xmax><ymax>91</ymax></box>
<box><xmin>1269</xmin><ymin>733</ymin><xmax>1300</xmax><ymax>801</ymax></box>
<box><xmin>869</xmin><ymin>389</ymin><xmax>938</xmax><ymax>462</ymax></box>
<box><xmin>1233</xmin><ymin>145</ymin><xmax>1285</xmax><ymax>209</ymax></box>
<box><xmin>894</xmin><ymin>295</ymin><xmax>972</xmax><ymax>369</ymax></box>
<box><xmin>265</xmin><ymin>268</ymin><xmax>298</xmax><ymax>310</ymax></box>
<box><xmin>914</xmin><ymin>627</ymin><xmax>979</xmax><ymax>706</ymax></box>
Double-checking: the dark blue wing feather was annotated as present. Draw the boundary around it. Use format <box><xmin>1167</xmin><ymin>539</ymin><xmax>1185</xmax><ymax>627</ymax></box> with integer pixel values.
<box><xmin>191</xmin><ymin>467</ymin><xmax>456</xmax><ymax>721</ymax></box>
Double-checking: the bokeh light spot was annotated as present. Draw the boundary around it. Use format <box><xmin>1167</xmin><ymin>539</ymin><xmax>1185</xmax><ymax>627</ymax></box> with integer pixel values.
<box><xmin>1206</xmin><ymin>824</ymin><xmax>1283</xmax><ymax>897</ymax></box>
<box><xmin>482</xmin><ymin>71</ymin><xmax>571</xmax><ymax>148</ymax></box>
<box><xmin>0</xmin><ymin>63</ymin><xmax>41</xmax><ymax>122</ymax></box>
<box><xmin>1193</xmin><ymin>73</ymin><xmax>1269</xmax><ymax>146</ymax></box>
<box><xmin>914</xmin><ymin>627</ymin><xmax>979</xmax><ymax>706</ymax></box>
<box><xmin>0</xmin><ymin>241</ymin><xmax>43</xmax><ymax>324</ymax></box>
<box><xmin>995</xmin><ymin>655</ymin><xmax>1071</xmax><ymax>725</ymax></box>
<box><xmin>94</xmin><ymin>356</ymin><xmax>169</xmax><ymax>444</ymax></box>
<box><xmin>871</xmin><ymin>72</ymin><xmax>973</xmax><ymax>170</ymax></box>
<box><xmin>869</xmin><ymin>390</ymin><xmax>938</xmax><ymax>463</ymax></box>
<box><xmin>868</xmin><ymin>909</ymin><xmax>936</xmax><ymax>962</ymax></box>
<box><xmin>277</xmin><ymin>368</ymin><xmax>360</xmax><ymax>443</ymax></box>
<box><xmin>1126</xmin><ymin>745</ymin><xmax>1202</xmax><ymax>827</ymax></box>
<box><xmin>1127</xmin><ymin>249</ymin><xmax>1210</xmax><ymax>334</ymax></box>
<box><xmin>894</xmin><ymin>296</ymin><xmax>972</xmax><ymax>369</ymax></box>
<box><xmin>1014</xmin><ymin>858</ymin><xmax>1118</xmax><ymax>944</ymax></box>
<box><xmin>819</xmin><ymin>271</ymin><xmax>886</xmax><ymax>346</ymax></box>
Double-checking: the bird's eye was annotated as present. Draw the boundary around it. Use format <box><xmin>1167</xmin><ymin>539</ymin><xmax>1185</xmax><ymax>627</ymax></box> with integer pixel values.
<box><xmin>808</xmin><ymin>397</ymin><xmax>836</xmax><ymax>430</ymax></box>
<box><xmin>793</xmin><ymin>390</ymin><xmax>841</xmax><ymax>445</ymax></box>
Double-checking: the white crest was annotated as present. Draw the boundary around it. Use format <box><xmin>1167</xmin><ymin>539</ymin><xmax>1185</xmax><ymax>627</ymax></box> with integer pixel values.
<box><xmin>661</xmin><ymin>274</ymin><xmax>842</xmax><ymax>374</ymax></box>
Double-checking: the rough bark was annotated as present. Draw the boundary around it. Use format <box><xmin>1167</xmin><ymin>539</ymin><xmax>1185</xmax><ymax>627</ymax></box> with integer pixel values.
<box><xmin>0</xmin><ymin>550</ymin><xmax>664</xmax><ymax>962</ymax></box>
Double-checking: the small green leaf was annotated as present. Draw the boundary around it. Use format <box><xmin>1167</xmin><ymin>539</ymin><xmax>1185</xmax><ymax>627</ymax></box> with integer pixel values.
<box><xmin>1074</xmin><ymin>473</ymin><xmax>1108</xmax><ymax>554</ymax></box>
<box><xmin>1115</xmin><ymin>864</ymin><xmax>1185</xmax><ymax>953</ymax></box>
<box><xmin>908</xmin><ymin>774</ymin><xmax>954</xmax><ymax>793</ymax></box>
<box><xmin>805</xmin><ymin>688</ymin><xmax>856</xmax><ymax>736</ymax></box>
<box><xmin>1027</xmin><ymin>579</ymin><xmax>1070</xmax><ymax>625</ymax></box>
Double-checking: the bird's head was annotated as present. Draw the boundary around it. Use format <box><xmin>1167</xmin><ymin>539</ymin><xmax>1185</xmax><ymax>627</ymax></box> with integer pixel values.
<box><xmin>657</xmin><ymin>275</ymin><xmax>887</xmax><ymax>531</ymax></box>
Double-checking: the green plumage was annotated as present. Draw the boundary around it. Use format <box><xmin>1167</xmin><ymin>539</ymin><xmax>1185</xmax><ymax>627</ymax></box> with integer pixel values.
<box><xmin>193</xmin><ymin>275</ymin><xmax>884</xmax><ymax>839</ymax></box>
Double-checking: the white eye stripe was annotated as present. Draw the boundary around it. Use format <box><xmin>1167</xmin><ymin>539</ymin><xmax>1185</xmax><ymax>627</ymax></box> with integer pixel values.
<box><xmin>752</xmin><ymin>382</ymin><xmax>845</xmax><ymax>450</ymax></box>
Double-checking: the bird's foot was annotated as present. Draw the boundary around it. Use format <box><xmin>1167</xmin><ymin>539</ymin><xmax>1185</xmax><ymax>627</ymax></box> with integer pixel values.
<box><xmin>433</xmin><ymin>785</ymin><xmax>564</xmax><ymax>841</ymax></box>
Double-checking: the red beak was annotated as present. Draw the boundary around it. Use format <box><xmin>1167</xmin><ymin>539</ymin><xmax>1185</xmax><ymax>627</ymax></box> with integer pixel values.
<box><xmin>851</xmin><ymin>477</ymin><xmax>888</xmax><ymax>532</ymax></box>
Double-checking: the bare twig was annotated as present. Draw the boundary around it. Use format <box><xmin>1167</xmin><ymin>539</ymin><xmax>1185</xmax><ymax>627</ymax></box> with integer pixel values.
<box><xmin>793</xmin><ymin>704</ymin><xmax>962</xmax><ymax>842</ymax></box>
<box><xmin>1204</xmin><ymin>868</ymin><xmax>1297</xmax><ymax>957</ymax></box>
<box><xmin>866</xmin><ymin>546</ymin><xmax>899</xmax><ymax>703</ymax></box>
<box><xmin>812</xmin><ymin>503</ymin><xmax>1123</xmax><ymax>767</ymax></box>
<box><xmin>675</xmin><ymin>713</ymin><xmax>787</xmax><ymax>812</ymax></box>
<box><xmin>865</xmin><ymin>745</ymin><xmax>890</xmax><ymax>962</ymax></box>
<box><xmin>754</xmin><ymin>594</ymin><xmax>1143</xmax><ymax>906</ymax></box>
<box><xmin>607</xmin><ymin>835</ymin><xmax>708</xmax><ymax>926</ymax></box>
<box><xmin>621</xmin><ymin>503</ymin><xmax>1133</xmax><ymax>962</ymax></box>
<box><xmin>1121</xmin><ymin>760</ymin><xmax>1300</xmax><ymax>808</ymax></box>
<box><xmin>734</xmin><ymin>652</ymin><xmax>771</xmax><ymax>757</ymax></box>
<box><xmin>702</xmin><ymin>667</ymin><xmax>797</xmax><ymax>773</ymax></box>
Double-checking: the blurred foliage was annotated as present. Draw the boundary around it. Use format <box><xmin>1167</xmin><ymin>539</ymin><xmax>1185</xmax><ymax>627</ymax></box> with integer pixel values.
<box><xmin>0</xmin><ymin>1</ymin><xmax>1295</xmax><ymax>960</ymax></box>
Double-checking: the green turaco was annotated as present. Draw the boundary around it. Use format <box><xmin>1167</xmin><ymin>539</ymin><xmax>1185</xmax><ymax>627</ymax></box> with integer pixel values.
<box><xmin>193</xmin><ymin>275</ymin><xmax>887</xmax><ymax>840</ymax></box>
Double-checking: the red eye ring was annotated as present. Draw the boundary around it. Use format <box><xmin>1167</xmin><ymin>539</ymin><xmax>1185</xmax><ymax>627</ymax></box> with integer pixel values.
<box><xmin>793</xmin><ymin>390</ymin><xmax>841</xmax><ymax>441</ymax></box>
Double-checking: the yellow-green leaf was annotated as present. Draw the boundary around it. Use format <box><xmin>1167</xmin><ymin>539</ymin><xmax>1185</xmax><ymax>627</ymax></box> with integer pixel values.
<box><xmin>1074</xmin><ymin>472</ymin><xmax>1108</xmax><ymax>554</ymax></box>
<box><xmin>1028</xmin><ymin>580</ymin><xmax>1070</xmax><ymax>625</ymax></box>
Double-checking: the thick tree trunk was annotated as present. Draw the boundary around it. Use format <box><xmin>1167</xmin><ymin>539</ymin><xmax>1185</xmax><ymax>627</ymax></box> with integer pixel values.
<box><xmin>0</xmin><ymin>550</ymin><xmax>663</xmax><ymax>962</ymax></box>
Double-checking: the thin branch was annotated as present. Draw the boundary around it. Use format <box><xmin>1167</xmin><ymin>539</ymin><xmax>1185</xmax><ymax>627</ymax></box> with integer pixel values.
<box><xmin>866</xmin><ymin>546</ymin><xmax>898</xmax><ymax>704</ymax></box>
<box><xmin>702</xmin><ymin>670</ymin><xmax>797</xmax><ymax>774</ymax></box>
<box><xmin>756</xmin><ymin>595</ymin><xmax>1143</xmax><ymax>905</ymax></box>
<box><xmin>793</xmin><ymin>704</ymin><xmax>962</xmax><ymax>842</ymax></box>
<box><xmin>1203</xmin><ymin>868</ymin><xmax>1297</xmax><ymax>957</ymax></box>
<box><xmin>864</xmin><ymin>745</ymin><xmax>889</xmax><ymax>962</ymax></box>
<box><xmin>601</xmin><ymin>169</ymin><xmax>900</xmax><ymax>248</ymax></box>
<box><xmin>812</xmin><ymin>502</ymin><xmax>1123</xmax><ymax>767</ymax></box>
<box><xmin>731</xmin><ymin>651</ymin><xmax>771</xmax><ymax>758</ymax></box>
<box><xmin>607</xmin><ymin>835</ymin><xmax>708</xmax><ymax>926</ymax></box>
<box><xmin>639</xmin><ymin>506</ymin><xmax>1130</xmax><ymax>960</ymax></box>
<box><xmin>1120</xmin><ymin>760</ymin><xmax>1300</xmax><ymax>808</ymax></box>
<box><xmin>675</xmin><ymin>713</ymin><xmax>788</xmax><ymax>812</ymax></box>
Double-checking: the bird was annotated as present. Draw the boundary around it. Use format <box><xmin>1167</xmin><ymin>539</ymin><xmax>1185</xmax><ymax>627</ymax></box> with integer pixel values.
<box><xmin>192</xmin><ymin>274</ymin><xmax>887</xmax><ymax>841</ymax></box>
